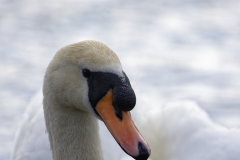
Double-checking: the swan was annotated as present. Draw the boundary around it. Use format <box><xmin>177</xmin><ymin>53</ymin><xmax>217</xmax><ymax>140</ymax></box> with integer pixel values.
<box><xmin>11</xmin><ymin>40</ymin><xmax>240</xmax><ymax>160</ymax></box>
<box><xmin>11</xmin><ymin>40</ymin><xmax>151</xmax><ymax>160</ymax></box>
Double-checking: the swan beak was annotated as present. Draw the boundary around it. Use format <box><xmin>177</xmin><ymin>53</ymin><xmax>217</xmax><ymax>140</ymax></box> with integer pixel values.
<box><xmin>96</xmin><ymin>89</ymin><xmax>151</xmax><ymax>160</ymax></box>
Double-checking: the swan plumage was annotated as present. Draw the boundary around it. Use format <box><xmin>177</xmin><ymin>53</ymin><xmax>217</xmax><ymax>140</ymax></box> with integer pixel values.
<box><xmin>12</xmin><ymin>91</ymin><xmax>132</xmax><ymax>160</ymax></box>
<box><xmin>12</xmin><ymin>40</ymin><xmax>240</xmax><ymax>160</ymax></box>
<box><xmin>12</xmin><ymin>90</ymin><xmax>240</xmax><ymax>160</ymax></box>
<box><xmin>12</xmin><ymin>40</ymin><xmax>150</xmax><ymax>160</ymax></box>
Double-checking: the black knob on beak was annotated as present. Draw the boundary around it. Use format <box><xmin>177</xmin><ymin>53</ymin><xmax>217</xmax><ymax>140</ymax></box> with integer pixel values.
<box><xmin>113</xmin><ymin>85</ymin><xmax>136</xmax><ymax>112</ymax></box>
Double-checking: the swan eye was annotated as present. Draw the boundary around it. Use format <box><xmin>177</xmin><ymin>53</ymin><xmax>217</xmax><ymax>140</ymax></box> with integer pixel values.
<box><xmin>82</xmin><ymin>69</ymin><xmax>91</xmax><ymax>78</ymax></box>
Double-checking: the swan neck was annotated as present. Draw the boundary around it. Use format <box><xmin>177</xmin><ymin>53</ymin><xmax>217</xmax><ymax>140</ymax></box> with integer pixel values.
<box><xmin>43</xmin><ymin>98</ymin><xmax>103</xmax><ymax>160</ymax></box>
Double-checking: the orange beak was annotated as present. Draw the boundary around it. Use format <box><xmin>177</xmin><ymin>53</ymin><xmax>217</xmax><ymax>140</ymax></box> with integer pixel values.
<box><xmin>96</xmin><ymin>89</ymin><xmax>151</xmax><ymax>159</ymax></box>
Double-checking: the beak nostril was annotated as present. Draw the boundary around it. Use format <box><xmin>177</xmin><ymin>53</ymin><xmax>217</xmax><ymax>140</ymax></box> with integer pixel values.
<box><xmin>114</xmin><ymin>104</ymin><xmax>123</xmax><ymax>121</ymax></box>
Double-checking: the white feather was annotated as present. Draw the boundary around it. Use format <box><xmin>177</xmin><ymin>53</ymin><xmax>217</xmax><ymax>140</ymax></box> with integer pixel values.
<box><xmin>12</xmin><ymin>91</ymin><xmax>240</xmax><ymax>160</ymax></box>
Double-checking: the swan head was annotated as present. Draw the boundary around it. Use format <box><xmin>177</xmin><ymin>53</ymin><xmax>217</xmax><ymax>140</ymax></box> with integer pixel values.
<box><xmin>43</xmin><ymin>40</ymin><xmax>151</xmax><ymax>160</ymax></box>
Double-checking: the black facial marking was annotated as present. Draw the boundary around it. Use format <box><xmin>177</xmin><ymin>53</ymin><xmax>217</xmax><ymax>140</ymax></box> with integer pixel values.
<box><xmin>85</xmin><ymin>71</ymin><xmax>136</xmax><ymax>119</ymax></box>
<box><xmin>82</xmin><ymin>69</ymin><xmax>91</xmax><ymax>78</ymax></box>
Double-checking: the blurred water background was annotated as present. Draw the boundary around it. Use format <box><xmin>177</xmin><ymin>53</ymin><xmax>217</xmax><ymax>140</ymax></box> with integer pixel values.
<box><xmin>1</xmin><ymin>0</ymin><xmax>240</xmax><ymax>159</ymax></box>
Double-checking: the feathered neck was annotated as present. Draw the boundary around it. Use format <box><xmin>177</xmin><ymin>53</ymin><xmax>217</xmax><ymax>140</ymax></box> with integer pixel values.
<box><xmin>43</xmin><ymin>95</ymin><xmax>103</xmax><ymax>160</ymax></box>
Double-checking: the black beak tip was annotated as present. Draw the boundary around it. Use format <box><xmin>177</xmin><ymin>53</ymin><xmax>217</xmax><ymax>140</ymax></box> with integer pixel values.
<box><xmin>135</xmin><ymin>154</ymin><xmax>150</xmax><ymax>160</ymax></box>
<box><xmin>134</xmin><ymin>142</ymin><xmax>150</xmax><ymax>160</ymax></box>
